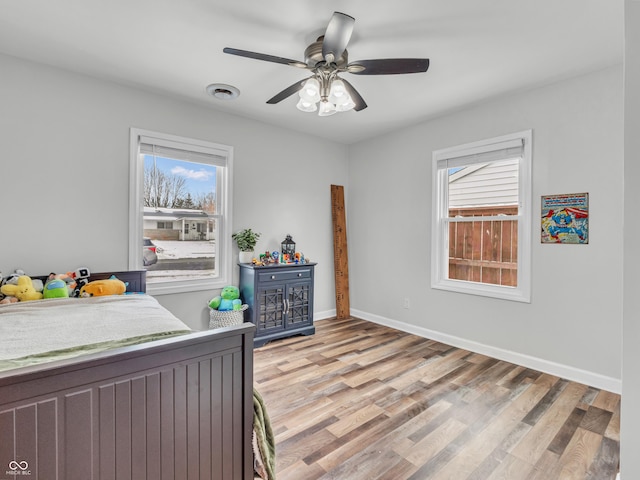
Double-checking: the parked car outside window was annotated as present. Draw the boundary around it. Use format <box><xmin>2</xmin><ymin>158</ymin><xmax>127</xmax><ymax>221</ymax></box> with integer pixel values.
<box><xmin>143</xmin><ymin>237</ymin><xmax>158</xmax><ymax>266</ymax></box>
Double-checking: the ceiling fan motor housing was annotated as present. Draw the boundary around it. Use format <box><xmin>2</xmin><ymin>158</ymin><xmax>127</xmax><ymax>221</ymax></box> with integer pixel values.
<box><xmin>304</xmin><ymin>36</ymin><xmax>349</xmax><ymax>69</ymax></box>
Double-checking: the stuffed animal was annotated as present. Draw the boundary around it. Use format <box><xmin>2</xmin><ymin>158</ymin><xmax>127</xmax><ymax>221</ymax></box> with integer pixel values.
<box><xmin>80</xmin><ymin>278</ymin><xmax>126</xmax><ymax>297</ymax></box>
<box><xmin>1</xmin><ymin>269</ymin><xmax>25</xmax><ymax>287</ymax></box>
<box><xmin>69</xmin><ymin>267</ymin><xmax>90</xmax><ymax>297</ymax></box>
<box><xmin>0</xmin><ymin>276</ymin><xmax>44</xmax><ymax>302</ymax></box>
<box><xmin>43</xmin><ymin>278</ymin><xmax>70</xmax><ymax>299</ymax></box>
<box><xmin>1</xmin><ymin>269</ymin><xmax>43</xmax><ymax>293</ymax></box>
<box><xmin>209</xmin><ymin>285</ymin><xmax>242</xmax><ymax>311</ymax></box>
<box><xmin>47</xmin><ymin>273</ymin><xmax>76</xmax><ymax>297</ymax></box>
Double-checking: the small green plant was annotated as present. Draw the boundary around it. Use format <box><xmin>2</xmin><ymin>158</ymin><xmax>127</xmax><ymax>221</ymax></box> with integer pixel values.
<box><xmin>232</xmin><ymin>228</ymin><xmax>261</xmax><ymax>252</ymax></box>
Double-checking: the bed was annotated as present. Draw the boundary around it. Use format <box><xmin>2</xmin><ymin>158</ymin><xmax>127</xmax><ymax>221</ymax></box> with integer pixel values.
<box><xmin>0</xmin><ymin>270</ymin><xmax>256</xmax><ymax>480</ymax></box>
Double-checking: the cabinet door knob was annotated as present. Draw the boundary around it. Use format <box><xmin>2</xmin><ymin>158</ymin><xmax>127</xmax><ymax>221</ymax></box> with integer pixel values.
<box><xmin>298</xmin><ymin>273</ymin><xmax>302</xmax><ymax>277</ymax></box>
<box><xmin>271</xmin><ymin>275</ymin><xmax>276</xmax><ymax>279</ymax></box>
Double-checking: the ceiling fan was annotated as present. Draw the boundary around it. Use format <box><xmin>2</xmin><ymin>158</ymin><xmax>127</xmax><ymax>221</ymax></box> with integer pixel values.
<box><xmin>223</xmin><ymin>12</ymin><xmax>430</xmax><ymax>116</ymax></box>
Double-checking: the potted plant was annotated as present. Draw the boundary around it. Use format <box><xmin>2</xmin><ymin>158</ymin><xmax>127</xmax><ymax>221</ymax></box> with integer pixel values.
<box><xmin>232</xmin><ymin>228</ymin><xmax>261</xmax><ymax>263</ymax></box>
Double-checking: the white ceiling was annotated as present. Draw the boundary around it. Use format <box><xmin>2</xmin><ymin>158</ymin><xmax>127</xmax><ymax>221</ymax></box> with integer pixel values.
<box><xmin>0</xmin><ymin>1</ymin><xmax>623</xmax><ymax>144</ymax></box>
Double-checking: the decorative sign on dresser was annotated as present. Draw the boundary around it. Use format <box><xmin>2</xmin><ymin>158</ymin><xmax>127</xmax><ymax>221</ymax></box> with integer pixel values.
<box><xmin>238</xmin><ymin>262</ymin><xmax>316</xmax><ymax>347</ymax></box>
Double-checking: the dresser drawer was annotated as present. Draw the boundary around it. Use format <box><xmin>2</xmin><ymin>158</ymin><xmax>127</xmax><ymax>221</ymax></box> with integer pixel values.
<box><xmin>258</xmin><ymin>268</ymin><xmax>312</xmax><ymax>283</ymax></box>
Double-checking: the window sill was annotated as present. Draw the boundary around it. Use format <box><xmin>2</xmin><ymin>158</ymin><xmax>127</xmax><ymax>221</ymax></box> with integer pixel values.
<box><xmin>432</xmin><ymin>278</ymin><xmax>530</xmax><ymax>303</ymax></box>
<box><xmin>147</xmin><ymin>278</ymin><xmax>227</xmax><ymax>296</ymax></box>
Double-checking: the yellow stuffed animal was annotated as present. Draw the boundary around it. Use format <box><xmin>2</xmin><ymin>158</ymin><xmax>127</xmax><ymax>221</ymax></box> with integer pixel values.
<box><xmin>79</xmin><ymin>278</ymin><xmax>126</xmax><ymax>297</ymax></box>
<box><xmin>0</xmin><ymin>276</ymin><xmax>44</xmax><ymax>302</ymax></box>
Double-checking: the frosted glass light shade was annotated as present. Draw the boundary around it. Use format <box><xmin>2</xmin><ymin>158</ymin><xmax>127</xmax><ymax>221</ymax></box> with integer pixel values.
<box><xmin>328</xmin><ymin>79</ymin><xmax>349</xmax><ymax>105</ymax></box>
<box><xmin>318</xmin><ymin>101</ymin><xmax>337</xmax><ymax>116</ymax></box>
<box><xmin>336</xmin><ymin>97</ymin><xmax>356</xmax><ymax>112</ymax></box>
<box><xmin>299</xmin><ymin>78</ymin><xmax>321</xmax><ymax>103</ymax></box>
<box><xmin>296</xmin><ymin>98</ymin><xmax>317</xmax><ymax>112</ymax></box>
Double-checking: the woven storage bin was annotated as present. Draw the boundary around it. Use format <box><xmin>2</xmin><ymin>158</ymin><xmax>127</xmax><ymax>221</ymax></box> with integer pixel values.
<box><xmin>209</xmin><ymin>304</ymin><xmax>248</xmax><ymax>329</ymax></box>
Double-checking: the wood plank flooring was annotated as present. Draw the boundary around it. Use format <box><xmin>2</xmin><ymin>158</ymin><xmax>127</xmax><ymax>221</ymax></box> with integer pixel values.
<box><xmin>253</xmin><ymin>317</ymin><xmax>620</xmax><ymax>480</ymax></box>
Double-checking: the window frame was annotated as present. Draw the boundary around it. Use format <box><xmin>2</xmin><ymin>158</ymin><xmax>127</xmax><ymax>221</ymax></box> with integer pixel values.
<box><xmin>129</xmin><ymin>128</ymin><xmax>233</xmax><ymax>295</ymax></box>
<box><xmin>431</xmin><ymin>130</ymin><xmax>532</xmax><ymax>303</ymax></box>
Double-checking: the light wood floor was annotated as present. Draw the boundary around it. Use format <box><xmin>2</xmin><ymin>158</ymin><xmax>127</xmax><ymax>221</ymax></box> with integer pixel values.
<box><xmin>253</xmin><ymin>317</ymin><xmax>620</xmax><ymax>480</ymax></box>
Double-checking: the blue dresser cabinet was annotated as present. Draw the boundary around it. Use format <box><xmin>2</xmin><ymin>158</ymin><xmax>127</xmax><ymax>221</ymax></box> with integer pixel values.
<box><xmin>238</xmin><ymin>262</ymin><xmax>316</xmax><ymax>347</ymax></box>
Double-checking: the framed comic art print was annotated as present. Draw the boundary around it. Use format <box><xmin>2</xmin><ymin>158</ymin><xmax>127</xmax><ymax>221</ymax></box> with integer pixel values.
<box><xmin>541</xmin><ymin>193</ymin><xmax>589</xmax><ymax>244</ymax></box>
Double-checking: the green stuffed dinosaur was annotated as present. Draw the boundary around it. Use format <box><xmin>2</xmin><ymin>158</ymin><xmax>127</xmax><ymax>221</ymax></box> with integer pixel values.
<box><xmin>209</xmin><ymin>285</ymin><xmax>242</xmax><ymax>311</ymax></box>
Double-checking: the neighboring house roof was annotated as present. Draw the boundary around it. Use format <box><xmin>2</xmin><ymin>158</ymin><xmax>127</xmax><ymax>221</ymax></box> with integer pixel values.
<box><xmin>143</xmin><ymin>206</ymin><xmax>213</xmax><ymax>221</ymax></box>
<box><xmin>448</xmin><ymin>159</ymin><xmax>519</xmax><ymax>208</ymax></box>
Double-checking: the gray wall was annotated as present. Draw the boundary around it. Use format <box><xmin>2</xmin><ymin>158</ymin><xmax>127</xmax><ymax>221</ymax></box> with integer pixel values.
<box><xmin>622</xmin><ymin>1</ymin><xmax>640</xmax><ymax>477</ymax></box>
<box><xmin>347</xmin><ymin>66</ymin><xmax>623</xmax><ymax>389</ymax></box>
<box><xmin>0</xmin><ymin>53</ymin><xmax>348</xmax><ymax>330</ymax></box>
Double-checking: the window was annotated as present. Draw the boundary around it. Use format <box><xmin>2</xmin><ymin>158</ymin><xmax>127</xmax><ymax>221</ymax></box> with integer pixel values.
<box><xmin>431</xmin><ymin>130</ymin><xmax>532</xmax><ymax>302</ymax></box>
<box><xmin>129</xmin><ymin>129</ymin><xmax>233</xmax><ymax>295</ymax></box>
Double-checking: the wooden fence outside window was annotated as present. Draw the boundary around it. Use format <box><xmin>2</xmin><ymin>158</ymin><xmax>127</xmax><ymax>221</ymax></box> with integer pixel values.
<box><xmin>448</xmin><ymin>206</ymin><xmax>518</xmax><ymax>287</ymax></box>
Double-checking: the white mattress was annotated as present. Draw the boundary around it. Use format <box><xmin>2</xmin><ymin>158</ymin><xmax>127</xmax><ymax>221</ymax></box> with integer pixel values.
<box><xmin>0</xmin><ymin>294</ymin><xmax>191</xmax><ymax>369</ymax></box>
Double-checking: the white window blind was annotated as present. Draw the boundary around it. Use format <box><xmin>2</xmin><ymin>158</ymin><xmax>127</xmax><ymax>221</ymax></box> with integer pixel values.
<box><xmin>435</xmin><ymin>138</ymin><xmax>524</xmax><ymax>169</ymax></box>
<box><xmin>139</xmin><ymin>136</ymin><xmax>227</xmax><ymax>167</ymax></box>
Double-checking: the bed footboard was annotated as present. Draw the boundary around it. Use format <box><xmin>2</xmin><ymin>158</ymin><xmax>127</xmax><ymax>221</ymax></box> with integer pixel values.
<box><xmin>0</xmin><ymin>323</ymin><xmax>254</xmax><ymax>480</ymax></box>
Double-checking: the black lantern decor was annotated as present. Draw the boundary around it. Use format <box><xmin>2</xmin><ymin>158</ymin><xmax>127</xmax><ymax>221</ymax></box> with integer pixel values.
<box><xmin>281</xmin><ymin>235</ymin><xmax>296</xmax><ymax>259</ymax></box>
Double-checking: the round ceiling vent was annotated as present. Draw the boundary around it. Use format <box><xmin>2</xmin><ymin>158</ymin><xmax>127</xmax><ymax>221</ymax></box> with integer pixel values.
<box><xmin>205</xmin><ymin>83</ymin><xmax>240</xmax><ymax>100</ymax></box>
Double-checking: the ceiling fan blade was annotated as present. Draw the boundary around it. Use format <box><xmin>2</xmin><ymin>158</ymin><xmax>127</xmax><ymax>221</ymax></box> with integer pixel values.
<box><xmin>347</xmin><ymin>58</ymin><xmax>430</xmax><ymax>75</ymax></box>
<box><xmin>322</xmin><ymin>12</ymin><xmax>355</xmax><ymax>63</ymax></box>
<box><xmin>341</xmin><ymin>79</ymin><xmax>367</xmax><ymax>111</ymax></box>
<box><xmin>266</xmin><ymin>79</ymin><xmax>307</xmax><ymax>104</ymax></box>
<box><xmin>223</xmin><ymin>47</ymin><xmax>307</xmax><ymax>69</ymax></box>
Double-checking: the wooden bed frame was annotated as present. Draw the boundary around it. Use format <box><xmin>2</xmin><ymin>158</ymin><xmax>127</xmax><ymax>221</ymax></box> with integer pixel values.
<box><xmin>0</xmin><ymin>271</ymin><xmax>255</xmax><ymax>480</ymax></box>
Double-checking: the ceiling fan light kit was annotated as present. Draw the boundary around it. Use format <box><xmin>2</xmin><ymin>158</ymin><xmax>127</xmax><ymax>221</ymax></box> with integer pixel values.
<box><xmin>297</xmin><ymin>75</ymin><xmax>355</xmax><ymax>116</ymax></box>
<box><xmin>223</xmin><ymin>11</ymin><xmax>429</xmax><ymax>115</ymax></box>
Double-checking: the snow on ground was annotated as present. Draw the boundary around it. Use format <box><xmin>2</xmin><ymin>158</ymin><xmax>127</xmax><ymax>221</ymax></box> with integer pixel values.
<box><xmin>146</xmin><ymin>240</ymin><xmax>215</xmax><ymax>282</ymax></box>
<box><xmin>153</xmin><ymin>240</ymin><xmax>215</xmax><ymax>259</ymax></box>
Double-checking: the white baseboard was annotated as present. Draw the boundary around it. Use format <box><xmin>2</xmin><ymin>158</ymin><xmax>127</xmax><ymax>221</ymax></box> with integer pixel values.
<box><xmin>349</xmin><ymin>309</ymin><xmax>621</xmax><ymax>394</ymax></box>
<box><xmin>314</xmin><ymin>309</ymin><xmax>337</xmax><ymax>321</ymax></box>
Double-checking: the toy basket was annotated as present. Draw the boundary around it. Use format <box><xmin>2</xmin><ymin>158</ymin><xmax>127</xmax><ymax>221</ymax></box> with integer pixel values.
<box><xmin>209</xmin><ymin>304</ymin><xmax>248</xmax><ymax>329</ymax></box>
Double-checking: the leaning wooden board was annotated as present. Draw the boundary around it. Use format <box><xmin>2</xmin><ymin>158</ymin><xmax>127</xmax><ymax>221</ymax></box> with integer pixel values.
<box><xmin>331</xmin><ymin>185</ymin><xmax>350</xmax><ymax>319</ymax></box>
